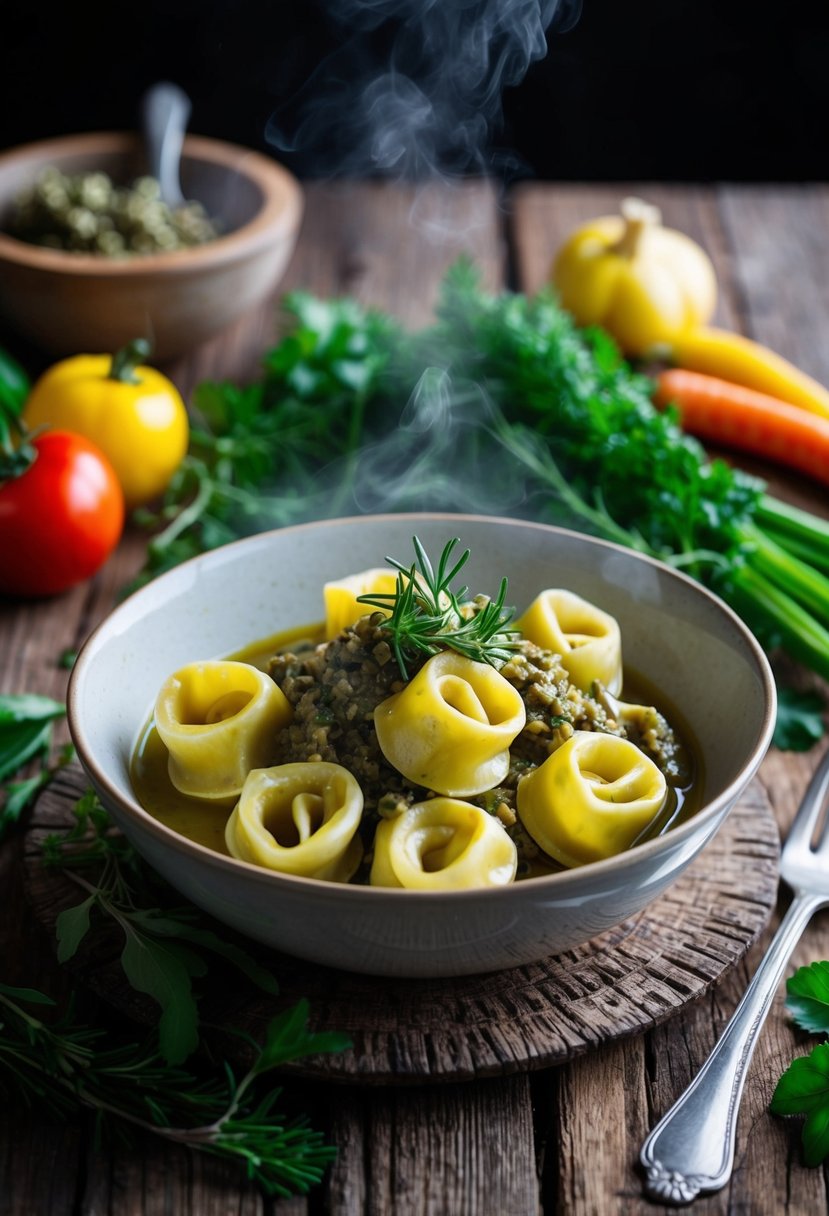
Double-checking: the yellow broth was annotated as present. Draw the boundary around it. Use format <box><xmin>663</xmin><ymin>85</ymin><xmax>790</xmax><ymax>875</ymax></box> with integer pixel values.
<box><xmin>131</xmin><ymin>624</ymin><xmax>704</xmax><ymax>877</ymax></box>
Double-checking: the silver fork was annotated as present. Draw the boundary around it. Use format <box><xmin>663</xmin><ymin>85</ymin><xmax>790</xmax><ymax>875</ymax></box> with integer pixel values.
<box><xmin>640</xmin><ymin>747</ymin><xmax>829</xmax><ymax>1205</ymax></box>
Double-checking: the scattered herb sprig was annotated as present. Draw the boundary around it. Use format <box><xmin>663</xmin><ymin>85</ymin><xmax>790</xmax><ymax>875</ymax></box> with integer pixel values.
<box><xmin>357</xmin><ymin>536</ymin><xmax>520</xmax><ymax>678</ymax></box>
<box><xmin>41</xmin><ymin>789</ymin><xmax>281</xmax><ymax>1065</ymax></box>
<box><xmin>771</xmin><ymin>961</ymin><xmax>829</xmax><ymax>1164</ymax></box>
<box><xmin>0</xmin><ymin>981</ymin><xmax>348</xmax><ymax>1197</ymax></box>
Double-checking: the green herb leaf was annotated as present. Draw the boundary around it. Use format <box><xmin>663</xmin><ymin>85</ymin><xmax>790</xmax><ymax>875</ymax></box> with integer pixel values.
<box><xmin>119</xmin><ymin>931</ymin><xmax>201</xmax><ymax>1065</ymax></box>
<box><xmin>0</xmin><ymin>719</ymin><xmax>53</xmax><ymax>783</ymax></box>
<box><xmin>786</xmin><ymin>962</ymin><xmax>829</xmax><ymax>1034</ymax></box>
<box><xmin>2</xmin><ymin>772</ymin><xmax>51</xmax><ymax>827</ymax></box>
<box><xmin>771</xmin><ymin>1043</ymin><xmax>829</xmax><ymax>1165</ymax></box>
<box><xmin>773</xmin><ymin>686</ymin><xmax>826</xmax><ymax>751</ymax></box>
<box><xmin>0</xmin><ymin>981</ymin><xmax>55</xmax><ymax>1006</ymax></box>
<box><xmin>0</xmin><ymin>695</ymin><xmax>67</xmax><ymax>834</ymax></box>
<box><xmin>0</xmin><ymin>344</ymin><xmax>30</xmax><ymax>414</ymax></box>
<box><xmin>133</xmin><ymin>916</ymin><xmax>279</xmax><ymax>995</ymax></box>
<box><xmin>0</xmin><ymin>694</ymin><xmax>65</xmax><ymax>724</ymax></box>
<box><xmin>55</xmin><ymin>895</ymin><xmax>96</xmax><ymax>963</ymax></box>
<box><xmin>251</xmin><ymin>999</ymin><xmax>352</xmax><ymax>1079</ymax></box>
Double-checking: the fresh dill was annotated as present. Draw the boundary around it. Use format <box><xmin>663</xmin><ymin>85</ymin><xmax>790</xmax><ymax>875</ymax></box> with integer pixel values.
<box><xmin>357</xmin><ymin>536</ymin><xmax>521</xmax><ymax>679</ymax></box>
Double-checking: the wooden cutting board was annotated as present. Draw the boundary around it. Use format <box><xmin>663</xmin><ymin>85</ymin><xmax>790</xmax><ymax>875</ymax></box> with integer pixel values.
<box><xmin>23</xmin><ymin>765</ymin><xmax>780</xmax><ymax>1085</ymax></box>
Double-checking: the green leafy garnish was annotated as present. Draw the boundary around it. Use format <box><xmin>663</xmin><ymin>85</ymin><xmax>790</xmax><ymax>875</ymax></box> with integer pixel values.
<box><xmin>785</xmin><ymin>962</ymin><xmax>829</xmax><ymax>1035</ymax></box>
<box><xmin>0</xmin><ymin>342</ymin><xmax>30</xmax><ymax>414</ymax></box>
<box><xmin>772</xmin><ymin>686</ymin><xmax>827</xmax><ymax>752</ymax></box>
<box><xmin>357</xmin><ymin>536</ymin><xmax>520</xmax><ymax>678</ymax></box>
<box><xmin>42</xmin><ymin>790</ymin><xmax>279</xmax><ymax>1065</ymax></box>
<box><xmin>0</xmin><ymin>693</ymin><xmax>70</xmax><ymax>838</ymax></box>
<box><xmin>771</xmin><ymin>963</ymin><xmax>829</xmax><ymax>1165</ymax></box>
<box><xmin>771</xmin><ymin>1043</ymin><xmax>829</xmax><ymax>1166</ymax></box>
<box><xmin>0</xmin><ymin>982</ymin><xmax>348</xmax><ymax>1197</ymax></box>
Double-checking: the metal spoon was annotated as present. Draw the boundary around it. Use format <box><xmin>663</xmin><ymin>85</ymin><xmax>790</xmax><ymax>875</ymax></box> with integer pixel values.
<box><xmin>140</xmin><ymin>81</ymin><xmax>191</xmax><ymax>209</ymax></box>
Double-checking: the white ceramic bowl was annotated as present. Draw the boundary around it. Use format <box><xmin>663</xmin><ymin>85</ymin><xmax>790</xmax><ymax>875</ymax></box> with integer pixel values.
<box><xmin>68</xmin><ymin>514</ymin><xmax>776</xmax><ymax>978</ymax></box>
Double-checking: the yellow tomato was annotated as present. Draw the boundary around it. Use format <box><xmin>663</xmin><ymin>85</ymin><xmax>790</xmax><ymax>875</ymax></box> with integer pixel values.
<box><xmin>23</xmin><ymin>339</ymin><xmax>189</xmax><ymax>509</ymax></box>
<box><xmin>551</xmin><ymin>197</ymin><xmax>718</xmax><ymax>357</ymax></box>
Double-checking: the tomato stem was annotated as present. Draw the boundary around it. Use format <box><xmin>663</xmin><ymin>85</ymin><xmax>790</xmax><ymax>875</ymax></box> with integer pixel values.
<box><xmin>0</xmin><ymin>402</ymin><xmax>38</xmax><ymax>483</ymax></box>
<box><xmin>109</xmin><ymin>339</ymin><xmax>152</xmax><ymax>385</ymax></box>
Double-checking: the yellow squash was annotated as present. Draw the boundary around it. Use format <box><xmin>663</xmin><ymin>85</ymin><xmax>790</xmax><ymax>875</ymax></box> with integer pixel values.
<box><xmin>23</xmin><ymin>338</ymin><xmax>189</xmax><ymax>509</ymax></box>
<box><xmin>551</xmin><ymin>197</ymin><xmax>718</xmax><ymax>356</ymax></box>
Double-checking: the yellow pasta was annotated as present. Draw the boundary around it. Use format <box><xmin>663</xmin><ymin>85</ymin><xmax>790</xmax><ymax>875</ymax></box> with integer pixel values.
<box><xmin>225</xmin><ymin>762</ymin><xmax>364</xmax><ymax>881</ymax></box>
<box><xmin>517</xmin><ymin>730</ymin><xmax>667</xmax><ymax>867</ymax></box>
<box><xmin>514</xmin><ymin>589</ymin><xmax>623</xmax><ymax>695</ymax></box>
<box><xmin>154</xmin><ymin>660</ymin><xmax>293</xmax><ymax>802</ymax></box>
<box><xmin>323</xmin><ymin>567</ymin><xmax>400</xmax><ymax>640</ymax></box>
<box><xmin>373</xmin><ymin>650</ymin><xmax>526</xmax><ymax>796</ymax></box>
<box><xmin>369</xmin><ymin>798</ymin><xmax>517</xmax><ymax>890</ymax></box>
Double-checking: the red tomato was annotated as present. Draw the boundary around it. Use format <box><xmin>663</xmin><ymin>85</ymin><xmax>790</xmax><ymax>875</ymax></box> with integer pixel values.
<box><xmin>0</xmin><ymin>430</ymin><xmax>125</xmax><ymax>597</ymax></box>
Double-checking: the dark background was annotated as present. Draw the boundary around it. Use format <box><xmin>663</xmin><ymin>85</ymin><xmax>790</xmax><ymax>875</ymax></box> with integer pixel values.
<box><xmin>2</xmin><ymin>0</ymin><xmax>828</xmax><ymax>182</ymax></box>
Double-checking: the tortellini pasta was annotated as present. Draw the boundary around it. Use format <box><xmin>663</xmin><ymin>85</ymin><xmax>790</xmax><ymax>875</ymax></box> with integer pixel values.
<box><xmin>225</xmin><ymin>762</ymin><xmax>364</xmax><ymax>881</ymax></box>
<box><xmin>370</xmin><ymin>798</ymin><xmax>518</xmax><ymax>890</ymax></box>
<box><xmin>323</xmin><ymin>567</ymin><xmax>400</xmax><ymax>640</ymax></box>
<box><xmin>154</xmin><ymin>660</ymin><xmax>292</xmax><ymax>803</ymax></box>
<box><xmin>514</xmin><ymin>589</ymin><xmax>623</xmax><ymax>695</ymax></box>
<box><xmin>374</xmin><ymin>650</ymin><xmax>526</xmax><ymax>797</ymax></box>
<box><xmin>516</xmin><ymin>730</ymin><xmax>668</xmax><ymax>868</ymax></box>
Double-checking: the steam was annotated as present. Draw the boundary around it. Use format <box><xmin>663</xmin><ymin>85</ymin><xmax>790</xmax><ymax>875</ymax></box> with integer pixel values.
<box><xmin>267</xmin><ymin>0</ymin><xmax>582</xmax><ymax>181</ymax></box>
<box><xmin>349</xmin><ymin>369</ymin><xmax>528</xmax><ymax>514</ymax></box>
<box><xmin>260</xmin><ymin>0</ymin><xmax>584</xmax><ymax>526</ymax></box>
<box><xmin>297</xmin><ymin>366</ymin><xmax>545</xmax><ymax>526</ymax></box>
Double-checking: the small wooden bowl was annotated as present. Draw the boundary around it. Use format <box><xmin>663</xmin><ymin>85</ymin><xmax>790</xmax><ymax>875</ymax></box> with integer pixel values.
<box><xmin>0</xmin><ymin>132</ymin><xmax>304</xmax><ymax>359</ymax></box>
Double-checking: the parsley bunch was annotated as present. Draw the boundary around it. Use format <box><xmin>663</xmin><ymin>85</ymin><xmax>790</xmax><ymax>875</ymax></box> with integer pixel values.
<box><xmin>771</xmin><ymin>961</ymin><xmax>829</xmax><ymax>1164</ymax></box>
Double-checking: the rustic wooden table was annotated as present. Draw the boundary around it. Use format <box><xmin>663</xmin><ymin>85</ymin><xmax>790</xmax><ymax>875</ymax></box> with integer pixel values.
<box><xmin>2</xmin><ymin>180</ymin><xmax>828</xmax><ymax>1215</ymax></box>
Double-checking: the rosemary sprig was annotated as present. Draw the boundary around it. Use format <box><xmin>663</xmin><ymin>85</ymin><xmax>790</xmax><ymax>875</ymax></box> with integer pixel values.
<box><xmin>0</xmin><ymin>981</ymin><xmax>348</xmax><ymax>1197</ymax></box>
<box><xmin>358</xmin><ymin>536</ymin><xmax>520</xmax><ymax>679</ymax></box>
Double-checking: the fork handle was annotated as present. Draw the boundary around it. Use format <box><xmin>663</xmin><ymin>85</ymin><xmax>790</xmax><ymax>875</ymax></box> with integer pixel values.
<box><xmin>640</xmin><ymin>890</ymin><xmax>825</xmax><ymax>1205</ymax></box>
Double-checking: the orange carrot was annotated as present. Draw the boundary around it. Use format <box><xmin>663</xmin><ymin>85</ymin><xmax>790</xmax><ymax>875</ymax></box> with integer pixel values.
<box><xmin>653</xmin><ymin>368</ymin><xmax>829</xmax><ymax>488</ymax></box>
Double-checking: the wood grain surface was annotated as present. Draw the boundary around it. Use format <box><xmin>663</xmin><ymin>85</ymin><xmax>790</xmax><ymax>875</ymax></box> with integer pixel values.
<box><xmin>2</xmin><ymin>179</ymin><xmax>829</xmax><ymax>1215</ymax></box>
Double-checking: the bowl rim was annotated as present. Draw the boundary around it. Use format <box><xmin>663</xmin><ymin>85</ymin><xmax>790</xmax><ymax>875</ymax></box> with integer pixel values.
<box><xmin>0</xmin><ymin>131</ymin><xmax>303</xmax><ymax>274</ymax></box>
<box><xmin>67</xmin><ymin>511</ymin><xmax>777</xmax><ymax>903</ymax></box>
